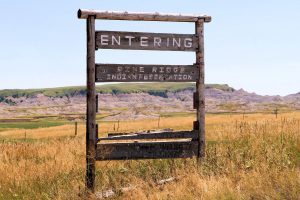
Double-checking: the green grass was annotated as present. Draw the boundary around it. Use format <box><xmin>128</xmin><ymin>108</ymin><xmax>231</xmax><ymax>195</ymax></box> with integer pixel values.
<box><xmin>0</xmin><ymin>120</ymin><xmax>67</xmax><ymax>130</ymax></box>
<box><xmin>0</xmin><ymin>83</ymin><xmax>235</xmax><ymax>98</ymax></box>
<box><xmin>159</xmin><ymin>112</ymin><xmax>195</xmax><ymax>118</ymax></box>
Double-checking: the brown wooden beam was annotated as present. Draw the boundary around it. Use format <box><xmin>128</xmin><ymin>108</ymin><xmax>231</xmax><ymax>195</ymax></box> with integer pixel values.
<box><xmin>96</xmin><ymin>141</ymin><xmax>198</xmax><ymax>160</ymax></box>
<box><xmin>78</xmin><ymin>9</ymin><xmax>211</xmax><ymax>23</ymax></box>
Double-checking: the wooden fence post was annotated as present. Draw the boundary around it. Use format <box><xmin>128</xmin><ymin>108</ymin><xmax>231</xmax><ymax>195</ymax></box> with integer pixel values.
<box><xmin>86</xmin><ymin>15</ymin><xmax>96</xmax><ymax>192</ymax></box>
<box><xmin>75</xmin><ymin>121</ymin><xmax>78</xmax><ymax>136</ymax></box>
<box><xmin>195</xmin><ymin>19</ymin><xmax>206</xmax><ymax>158</ymax></box>
<box><xmin>274</xmin><ymin>108</ymin><xmax>278</xmax><ymax>118</ymax></box>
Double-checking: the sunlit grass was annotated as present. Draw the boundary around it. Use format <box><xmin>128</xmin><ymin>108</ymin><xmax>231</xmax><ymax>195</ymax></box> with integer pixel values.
<box><xmin>0</xmin><ymin>112</ymin><xmax>299</xmax><ymax>199</ymax></box>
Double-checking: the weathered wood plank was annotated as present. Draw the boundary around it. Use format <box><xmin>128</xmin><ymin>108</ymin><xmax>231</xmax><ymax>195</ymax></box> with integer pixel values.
<box><xmin>107</xmin><ymin>128</ymin><xmax>174</xmax><ymax>137</ymax></box>
<box><xmin>95</xmin><ymin>64</ymin><xmax>198</xmax><ymax>82</ymax></box>
<box><xmin>95</xmin><ymin>31</ymin><xmax>197</xmax><ymax>51</ymax></box>
<box><xmin>96</xmin><ymin>141</ymin><xmax>198</xmax><ymax>160</ymax></box>
<box><xmin>99</xmin><ymin>130</ymin><xmax>198</xmax><ymax>141</ymax></box>
<box><xmin>195</xmin><ymin>20</ymin><xmax>206</xmax><ymax>158</ymax></box>
<box><xmin>78</xmin><ymin>9</ymin><xmax>212</xmax><ymax>23</ymax></box>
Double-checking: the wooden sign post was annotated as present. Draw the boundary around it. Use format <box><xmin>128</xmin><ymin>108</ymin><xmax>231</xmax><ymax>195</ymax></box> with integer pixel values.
<box><xmin>78</xmin><ymin>9</ymin><xmax>211</xmax><ymax>192</ymax></box>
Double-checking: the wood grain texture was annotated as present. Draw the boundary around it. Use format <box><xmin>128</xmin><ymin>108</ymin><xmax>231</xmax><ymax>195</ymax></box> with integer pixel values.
<box><xmin>96</xmin><ymin>94</ymin><xmax>99</xmax><ymax>113</ymax></box>
<box><xmin>96</xmin><ymin>141</ymin><xmax>198</xmax><ymax>160</ymax></box>
<box><xmin>99</xmin><ymin>130</ymin><xmax>198</xmax><ymax>141</ymax></box>
<box><xmin>95</xmin><ymin>31</ymin><xmax>197</xmax><ymax>51</ymax></box>
<box><xmin>78</xmin><ymin>9</ymin><xmax>211</xmax><ymax>22</ymax></box>
<box><xmin>195</xmin><ymin>20</ymin><xmax>206</xmax><ymax>158</ymax></box>
<box><xmin>95</xmin><ymin>64</ymin><xmax>198</xmax><ymax>82</ymax></box>
<box><xmin>86</xmin><ymin>16</ymin><xmax>96</xmax><ymax>192</ymax></box>
<box><xmin>193</xmin><ymin>92</ymin><xmax>199</xmax><ymax>109</ymax></box>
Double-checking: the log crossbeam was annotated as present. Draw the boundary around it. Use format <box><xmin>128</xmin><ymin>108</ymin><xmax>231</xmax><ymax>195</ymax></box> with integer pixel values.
<box><xmin>78</xmin><ymin>9</ymin><xmax>211</xmax><ymax>23</ymax></box>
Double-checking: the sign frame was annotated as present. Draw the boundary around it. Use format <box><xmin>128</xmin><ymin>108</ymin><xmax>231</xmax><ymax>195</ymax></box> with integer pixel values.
<box><xmin>78</xmin><ymin>9</ymin><xmax>211</xmax><ymax>192</ymax></box>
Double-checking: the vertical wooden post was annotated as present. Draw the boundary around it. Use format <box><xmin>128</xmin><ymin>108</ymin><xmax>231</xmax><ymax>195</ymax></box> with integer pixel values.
<box><xmin>195</xmin><ymin>19</ymin><xmax>206</xmax><ymax>158</ymax></box>
<box><xmin>86</xmin><ymin>15</ymin><xmax>96</xmax><ymax>192</ymax></box>
<box><xmin>274</xmin><ymin>107</ymin><xmax>278</xmax><ymax>118</ymax></box>
<box><xmin>96</xmin><ymin>94</ymin><xmax>99</xmax><ymax>113</ymax></box>
<box><xmin>75</xmin><ymin>121</ymin><xmax>78</xmax><ymax>136</ymax></box>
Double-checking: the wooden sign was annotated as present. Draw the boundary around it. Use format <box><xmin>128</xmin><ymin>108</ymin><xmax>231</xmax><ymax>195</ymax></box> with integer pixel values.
<box><xmin>95</xmin><ymin>31</ymin><xmax>198</xmax><ymax>51</ymax></box>
<box><xmin>96</xmin><ymin>64</ymin><xmax>198</xmax><ymax>82</ymax></box>
<box><xmin>78</xmin><ymin>9</ymin><xmax>211</xmax><ymax>191</ymax></box>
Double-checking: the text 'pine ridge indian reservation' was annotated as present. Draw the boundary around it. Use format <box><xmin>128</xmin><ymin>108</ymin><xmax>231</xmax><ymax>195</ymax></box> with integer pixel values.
<box><xmin>96</xmin><ymin>64</ymin><xmax>199</xmax><ymax>82</ymax></box>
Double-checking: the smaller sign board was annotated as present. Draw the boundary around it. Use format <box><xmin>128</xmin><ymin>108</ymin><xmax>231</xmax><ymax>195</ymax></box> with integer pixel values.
<box><xmin>96</xmin><ymin>64</ymin><xmax>198</xmax><ymax>82</ymax></box>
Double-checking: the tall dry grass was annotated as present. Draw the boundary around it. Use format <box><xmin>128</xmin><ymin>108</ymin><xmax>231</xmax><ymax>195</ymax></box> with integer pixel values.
<box><xmin>0</xmin><ymin>112</ymin><xmax>299</xmax><ymax>199</ymax></box>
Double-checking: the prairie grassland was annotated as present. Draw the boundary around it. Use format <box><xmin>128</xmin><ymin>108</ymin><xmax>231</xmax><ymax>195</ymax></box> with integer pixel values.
<box><xmin>0</xmin><ymin>112</ymin><xmax>300</xmax><ymax>199</ymax></box>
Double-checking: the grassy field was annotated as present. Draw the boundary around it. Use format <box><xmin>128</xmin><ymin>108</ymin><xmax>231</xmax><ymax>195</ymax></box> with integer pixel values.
<box><xmin>0</xmin><ymin>83</ymin><xmax>234</xmax><ymax>99</ymax></box>
<box><xmin>0</xmin><ymin>112</ymin><xmax>299</xmax><ymax>199</ymax></box>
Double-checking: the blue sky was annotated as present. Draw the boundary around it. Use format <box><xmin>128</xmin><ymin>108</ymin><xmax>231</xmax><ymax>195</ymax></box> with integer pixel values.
<box><xmin>0</xmin><ymin>0</ymin><xmax>299</xmax><ymax>95</ymax></box>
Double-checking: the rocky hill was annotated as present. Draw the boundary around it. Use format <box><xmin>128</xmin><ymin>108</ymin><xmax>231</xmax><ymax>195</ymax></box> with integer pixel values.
<box><xmin>0</xmin><ymin>83</ymin><xmax>299</xmax><ymax>119</ymax></box>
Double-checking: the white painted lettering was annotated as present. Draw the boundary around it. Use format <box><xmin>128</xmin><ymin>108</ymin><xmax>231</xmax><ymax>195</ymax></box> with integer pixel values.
<box><xmin>132</xmin><ymin>74</ymin><xmax>137</xmax><ymax>80</ymax></box>
<box><xmin>152</xmin><ymin>67</ymin><xmax>157</xmax><ymax>73</ymax></box>
<box><xmin>153</xmin><ymin>37</ymin><xmax>162</xmax><ymax>47</ymax></box>
<box><xmin>180</xmin><ymin>67</ymin><xmax>185</xmax><ymax>73</ymax></box>
<box><xmin>166</xmin><ymin>67</ymin><xmax>171</xmax><ymax>73</ymax></box>
<box><xmin>117</xmin><ymin>66</ymin><xmax>123</xmax><ymax>72</ymax></box>
<box><xmin>159</xmin><ymin>67</ymin><xmax>164</xmax><ymax>73</ymax></box>
<box><xmin>132</xmin><ymin>67</ymin><xmax>138</xmax><ymax>72</ymax></box>
<box><xmin>140</xmin><ymin>67</ymin><xmax>144</xmax><ymax>73</ymax></box>
<box><xmin>184</xmin><ymin>38</ymin><xmax>193</xmax><ymax>48</ymax></box>
<box><xmin>101</xmin><ymin>35</ymin><xmax>109</xmax><ymax>45</ymax></box>
<box><xmin>112</xmin><ymin>35</ymin><xmax>121</xmax><ymax>46</ymax></box>
<box><xmin>125</xmin><ymin>36</ymin><xmax>135</xmax><ymax>46</ymax></box>
<box><xmin>125</xmin><ymin>66</ymin><xmax>130</xmax><ymax>73</ymax></box>
<box><xmin>174</xmin><ymin>67</ymin><xmax>179</xmax><ymax>73</ymax></box>
<box><xmin>140</xmin><ymin>37</ymin><xmax>149</xmax><ymax>47</ymax></box>
<box><xmin>172</xmin><ymin>38</ymin><xmax>181</xmax><ymax>47</ymax></box>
